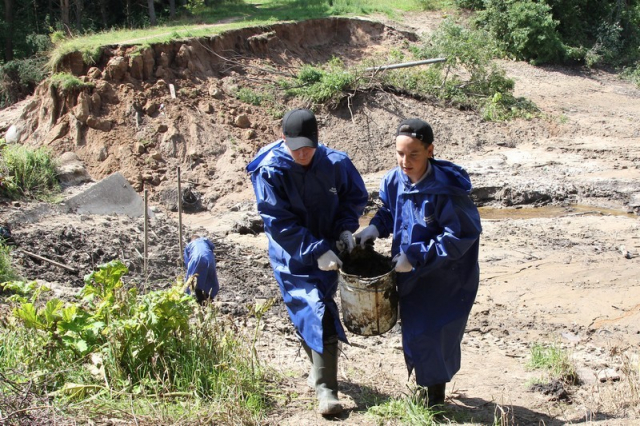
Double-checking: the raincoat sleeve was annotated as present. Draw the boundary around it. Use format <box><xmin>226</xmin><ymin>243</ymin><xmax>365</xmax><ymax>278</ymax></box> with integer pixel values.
<box><xmin>405</xmin><ymin>194</ymin><xmax>481</xmax><ymax>275</ymax></box>
<box><xmin>370</xmin><ymin>174</ymin><xmax>395</xmax><ymax>238</ymax></box>
<box><xmin>252</xmin><ymin>167</ymin><xmax>331</xmax><ymax>266</ymax></box>
<box><xmin>333</xmin><ymin>157</ymin><xmax>368</xmax><ymax>234</ymax></box>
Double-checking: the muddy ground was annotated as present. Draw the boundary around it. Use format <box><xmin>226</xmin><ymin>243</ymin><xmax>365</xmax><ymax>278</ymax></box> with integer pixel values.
<box><xmin>1</xmin><ymin>12</ymin><xmax>640</xmax><ymax>425</ymax></box>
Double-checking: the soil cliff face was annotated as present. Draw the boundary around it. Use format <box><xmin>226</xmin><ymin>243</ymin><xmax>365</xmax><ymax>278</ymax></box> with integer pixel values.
<box><xmin>10</xmin><ymin>18</ymin><xmax>417</xmax><ymax>212</ymax></box>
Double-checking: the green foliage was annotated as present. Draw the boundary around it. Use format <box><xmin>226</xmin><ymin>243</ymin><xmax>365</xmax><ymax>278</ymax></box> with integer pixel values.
<box><xmin>527</xmin><ymin>342</ymin><xmax>579</xmax><ymax>384</ymax></box>
<box><xmin>0</xmin><ymin>57</ymin><xmax>49</xmax><ymax>108</ymax></box>
<box><xmin>284</xmin><ymin>58</ymin><xmax>357</xmax><ymax>106</ymax></box>
<box><xmin>236</xmin><ymin>87</ymin><xmax>267</xmax><ymax>106</ymax></box>
<box><xmin>389</xmin><ymin>19</ymin><xmax>539</xmax><ymax>120</ymax></box>
<box><xmin>49</xmin><ymin>72</ymin><xmax>94</xmax><ymax>93</ymax></box>
<box><xmin>476</xmin><ymin>0</ymin><xmax>565</xmax><ymax>65</ymax></box>
<box><xmin>366</xmin><ymin>389</ymin><xmax>440</xmax><ymax>425</ymax></box>
<box><xmin>1</xmin><ymin>260</ymin><xmax>274</xmax><ymax>421</ymax></box>
<box><xmin>0</xmin><ymin>143</ymin><xmax>60</xmax><ymax>200</ymax></box>
<box><xmin>454</xmin><ymin>0</ymin><xmax>485</xmax><ymax>10</ymax></box>
<box><xmin>622</xmin><ymin>64</ymin><xmax>640</xmax><ymax>88</ymax></box>
<box><xmin>0</xmin><ymin>243</ymin><xmax>19</xmax><ymax>283</ymax></box>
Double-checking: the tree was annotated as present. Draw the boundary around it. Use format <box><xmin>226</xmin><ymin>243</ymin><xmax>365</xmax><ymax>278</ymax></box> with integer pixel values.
<box><xmin>3</xmin><ymin>0</ymin><xmax>14</xmax><ymax>61</ymax></box>
<box><xmin>147</xmin><ymin>0</ymin><xmax>156</xmax><ymax>26</ymax></box>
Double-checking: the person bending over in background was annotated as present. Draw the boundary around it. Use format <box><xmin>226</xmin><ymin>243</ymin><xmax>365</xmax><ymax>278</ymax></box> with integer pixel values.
<box><xmin>355</xmin><ymin>118</ymin><xmax>482</xmax><ymax>408</ymax></box>
<box><xmin>183</xmin><ymin>235</ymin><xmax>219</xmax><ymax>305</ymax></box>
<box><xmin>246</xmin><ymin>108</ymin><xmax>368</xmax><ymax>416</ymax></box>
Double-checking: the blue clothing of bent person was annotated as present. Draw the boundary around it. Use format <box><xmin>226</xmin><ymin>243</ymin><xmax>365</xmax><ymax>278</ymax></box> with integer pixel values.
<box><xmin>355</xmin><ymin>118</ymin><xmax>481</xmax><ymax>408</ymax></box>
<box><xmin>246</xmin><ymin>109</ymin><xmax>367</xmax><ymax>416</ymax></box>
<box><xmin>184</xmin><ymin>236</ymin><xmax>219</xmax><ymax>304</ymax></box>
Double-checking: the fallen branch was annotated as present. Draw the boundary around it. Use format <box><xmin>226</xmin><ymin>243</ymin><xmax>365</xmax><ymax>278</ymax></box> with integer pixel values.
<box><xmin>18</xmin><ymin>249</ymin><xmax>78</xmax><ymax>273</ymax></box>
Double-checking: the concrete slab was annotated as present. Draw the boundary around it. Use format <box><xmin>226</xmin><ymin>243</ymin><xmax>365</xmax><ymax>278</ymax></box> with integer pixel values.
<box><xmin>63</xmin><ymin>172</ymin><xmax>153</xmax><ymax>218</ymax></box>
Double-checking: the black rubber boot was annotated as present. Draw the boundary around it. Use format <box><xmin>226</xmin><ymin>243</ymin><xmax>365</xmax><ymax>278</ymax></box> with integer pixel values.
<box><xmin>302</xmin><ymin>338</ymin><xmax>343</xmax><ymax>416</ymax></box>
<box><xmin>427</xmin><ymin>383</ymin><xmax>446</xmax><ymax>407</ymax></box>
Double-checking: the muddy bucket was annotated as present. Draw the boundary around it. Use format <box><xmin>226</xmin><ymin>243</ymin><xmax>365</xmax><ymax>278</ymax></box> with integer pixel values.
<box><xmin>339</xmin><ymin>246</ymin><xmax>398</xmax><ymax>336</ymax></box>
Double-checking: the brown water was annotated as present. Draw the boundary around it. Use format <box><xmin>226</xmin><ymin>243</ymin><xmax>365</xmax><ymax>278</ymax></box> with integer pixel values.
<box><xmin>478</xmin><ymin>204</ymin><xmax>636</xmax><ymax>220</ymax></box>
<box><xmin>359</xmin><ymin>204</ymin><xmax>635</xmax><ymax>226</ymax></box>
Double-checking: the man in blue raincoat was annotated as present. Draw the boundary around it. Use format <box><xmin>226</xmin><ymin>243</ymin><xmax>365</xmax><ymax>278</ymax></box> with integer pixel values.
<box><xmin>183</xmin><ymin>235</ymin><xmax>219</xmax><ymax>305</ymax></box>
<box><xmin>355</xmin><ymin>118</ymin><xmax>482</xmax><ymax>408</ymax></box>
<box><xmin>246</xmin><ymin>108</ymin><xmax>368</xmax><ymax>416</ymax></box>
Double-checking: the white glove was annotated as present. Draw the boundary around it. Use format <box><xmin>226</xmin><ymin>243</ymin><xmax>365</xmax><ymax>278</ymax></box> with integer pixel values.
<box><xmin>393</xmin><ymin>252</ymin><xmax>413</xmax><ymax>273</ymax></box>
<box><xmin>317</xmin><ymin>250</ymin><xmax>343</xmax><ymax>271</ymax></box>
<box><xmin>336</xmin><ymin>230</ymin><xmax>355</xmax><ymax>253</ymax></box>
<box><xmin>353</xmin><ymin>225</ymin><xmax>379</xmax><ymax>248</ymax></box>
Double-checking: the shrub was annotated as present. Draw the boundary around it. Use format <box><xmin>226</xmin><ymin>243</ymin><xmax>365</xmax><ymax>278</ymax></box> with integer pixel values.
<box><xmin>0</xmin><ymin>57</ymin><xmax>49</xmax><ymax>108</ymax></box>
<box><xmin>285</xmin><ymin>57</ymin><xmax>357</xmax><ymax>106</ymax></box>
<box><xmin>476</xmin><ymin>0</ymin><xmax>566</xmax><ymax>65</ymax></box>
<box><xmin>0</xmin><ymin>143</ymin><xmax>60</xmax><ymax>200</ymax></box>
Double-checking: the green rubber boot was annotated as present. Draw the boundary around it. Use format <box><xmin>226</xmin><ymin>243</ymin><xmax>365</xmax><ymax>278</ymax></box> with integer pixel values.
<box><xmin>302</xmin><ymin>339</ymin><xmax>343</xmax><ymax>416</ymax></box>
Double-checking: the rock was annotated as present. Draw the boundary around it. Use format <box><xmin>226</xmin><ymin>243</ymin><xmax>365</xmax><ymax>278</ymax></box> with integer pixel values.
<box><xmin>56</xmin><ymin>152</ymin><xmax>92</xmax><ymax>187</ymax></box>
<box><xmin>157</xmin><ymin>124</ymin><xmax>168</xmax><ymax>133</ymax></box>
<box><xmin>244</xmin><ymin>129</ymin><xmax>256</xmax><ymax>140</ymax></box>
<box><xmin>97</xmin><ymin>147</ymin><xmax>108</xmax><ymax>161</ymax></box>
<box><xmin>104</xmin><ymin>56</ymin><xmax>128</xmax><ymax>82</ymax></box>
<box><xmin>4</xmin><ymin>124</ymin><xmax>19</xmax><ymax>143</ymax></box>
<box><xmin>86</xmin><ymin>116</ymin><xmax>113</xmax><ymax>132</ymax></box>
<box><xmin>73</xmin><ymin>92</ymin><xmax>91</xmax><ymax>123</ymax></box>
<box><xmin>144</xmin><ymin>101</ymin><xmax>159</xmax><ymax>116</ymax></box>
<box><xmin>235</xmin><ymin>114</ymin><xmax>251</xmax><ymax>129</ymax></box>
<box><xmin>86</xmin><ymin>67</ymin><xmax>102</xmax><ymax>80</ymax></box>
<box><xmin>134</xmin><ymin>142</ymin><xmax>145</xmax><ymax>155</ymax></box>
<box><xmin>598</xmin><ymin>368</ymin><xmax>620</xmax><ymax>382</ymax></box>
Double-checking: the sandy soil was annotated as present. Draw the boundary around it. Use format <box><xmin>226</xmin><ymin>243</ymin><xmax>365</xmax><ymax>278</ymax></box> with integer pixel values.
<box><xmin>2</xmin><ymin>12</ymin><xmax>640</xmax><ymax>425</ymax></box>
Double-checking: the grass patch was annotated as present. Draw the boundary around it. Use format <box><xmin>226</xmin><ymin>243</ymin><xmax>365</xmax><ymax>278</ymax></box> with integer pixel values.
<box><xmin>527</xmin><ymin>342</ymin><xmax>578</xmax><ymax>384</ymax></box>
<box><xmin>49</xmin><ymin>72</ymin><xmax>94</xmax><ymax>92</ymax></box>
<box><xmin>0</xmin><ymin>142</ymin><xmax>60</xmax><ymax>201</ymax></box>
<box><xmin>366</xmin><ymin>389</ymin><xmax>442</xmax><ymax>425</ymax></box>
<box><xmin>0</xmin><ymin>243</ymin><xmax>19</xmax><ymax>283</ymax></box>
<box><xmin>46</xmin><ymin>0</ymin><xmax>431</xmax><ymax>72</ymax></box>
<box><xmin>0</xmin><ymin>261</ymin><xmax>279</xmax><ymax>423</ymax></box>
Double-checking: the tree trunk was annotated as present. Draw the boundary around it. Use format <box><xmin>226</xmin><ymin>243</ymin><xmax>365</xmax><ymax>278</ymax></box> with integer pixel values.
<box><xmin>169</xmin><ymin>0</ymin><xmax>175</xmax><ymax>19</ymax></box>
<box><xmin>147</xmin><ymin>0</ymin><xmax>156</xmax><ymax>26</ymax></box>
<box><xmin>99</xmin><ymin>0</ymin><xmax>107</xmax><ymax>28</ymax></box>
<box><xmin>74</xmin><ymin>0</ymin><xmax>83</xmax><ymax>30</ymax></box>
<box><xmin>61</xmin><ymin>0</ymin><xmax>71</xmax><ymax>34</ymax></box>
<box><xmin>4</xmin><ymin>0</ymin><xmax>14</xmax><ymax>61</ymax></box>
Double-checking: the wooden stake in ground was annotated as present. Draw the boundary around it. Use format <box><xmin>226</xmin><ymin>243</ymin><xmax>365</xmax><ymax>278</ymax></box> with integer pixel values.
<box><xmin>144</xmin><ymin>188</ymin><xmax>148</xmax><ymax>275</ymax></box>
<box><xmin>177</xmin><ymin>166</ymin><xmax>184</xmax><ymax>267</ymax></box>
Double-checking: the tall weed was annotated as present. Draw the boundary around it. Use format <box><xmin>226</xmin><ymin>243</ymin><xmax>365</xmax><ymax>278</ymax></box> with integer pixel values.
<box><xmin>1</xmin><ymin>260</ymin><xmax>274</xmax><ymax>422</ymax></box>
<box><xmin>0</xmin><ymin>143</ymin><xmax>60</xmax><ymax>200</ymax></box>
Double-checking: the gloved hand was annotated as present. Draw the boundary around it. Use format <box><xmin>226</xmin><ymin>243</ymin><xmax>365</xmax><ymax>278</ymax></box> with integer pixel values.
<box><xmin>353</xmin><ymin>225</ymin><xmax>379</xmax><ymax>248</ymax></box>
<box><xmin>317</xmin><ymin>250</ymin><xmax>343</xmax><ymax>271</ymax></box>
<box><xmin>336</xmin><ymin>230</ymin><xmax>355</xmax><ymax>253</ymax></box>
<box><xmin>393</xmin><ymin>252</ymin><xmax>413</xmax><ymax>273</ymax></box>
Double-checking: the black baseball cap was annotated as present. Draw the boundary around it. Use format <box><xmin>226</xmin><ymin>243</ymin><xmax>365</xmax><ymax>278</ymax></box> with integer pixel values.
<box><xmin>396</xmin><ymin>118</ymin><xmax>434</xmax><ymax>144</ymax></box>
<box><xmin>282</xmin><ymin>109</ymin><xmax>319</xmax><ymax>150</ymax></box>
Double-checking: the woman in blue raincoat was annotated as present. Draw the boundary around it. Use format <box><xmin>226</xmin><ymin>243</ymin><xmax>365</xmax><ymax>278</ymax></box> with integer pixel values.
<box><xmin>355</xmin><ymin>118</ymin><xmax>482</xmax><ymax>407</ymax></box>
<box><xmin>246</xmin><ymin>109</ymin><xmax>368</xmax><ymax>416</ymax></box>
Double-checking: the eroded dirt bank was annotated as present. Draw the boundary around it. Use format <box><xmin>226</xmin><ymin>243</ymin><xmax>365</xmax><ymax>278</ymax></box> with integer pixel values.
<box><xmin>1</xmin><ymin>15</ymin><xmax>640</xmax><ymax>425</ymax></box>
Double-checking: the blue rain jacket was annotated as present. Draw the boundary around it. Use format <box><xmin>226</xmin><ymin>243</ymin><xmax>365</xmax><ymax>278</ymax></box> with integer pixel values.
<box><xmin>184</xmin><ymin>237</ymin><xmax>220</xmax><ymax>300</ymax></box>
<box><xmin>246</xmin><ymin>140</ymin><xmax>368</xmax><ymax>353</ymax></box>
<box><xmin>370</xmin><ymin>159</ymin><xmax>481</xmax><ymax>387</ymax></box>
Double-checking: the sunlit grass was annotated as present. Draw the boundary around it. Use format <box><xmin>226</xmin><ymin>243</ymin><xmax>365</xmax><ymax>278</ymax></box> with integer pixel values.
<box><xmin>48</xmin><ymin>0</ymin><xmax>437</xmax><ymax>71</ymax></box>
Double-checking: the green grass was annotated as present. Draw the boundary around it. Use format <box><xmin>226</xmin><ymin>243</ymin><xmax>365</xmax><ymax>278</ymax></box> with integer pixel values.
<box><xmin>527</xmin><ymin>342</ymin><xmax>578</xmax><ymax>384</ymax></box>
<box><xmin>48</xmin><ymin>0</ymin><xmax>434</xmax><ymax>71</ymax></box>
<box><xmin>0</xmin><ymin>143</ymin><xmax>60</xmax><ymax>200</ymax></box>
<box><xmin>0</xmin><ymin>262</ymin><xmax>279</xmax><ymax>424</ymax></box>
<box><xmin>0</xmin><ymin>243</ymin><xmax>18</xmax><ymax>282</ymax></box>
<box><xmin>366</xmin><ymin>389</ymin><xmax>442</xmax><ymax>425</ymax></box>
